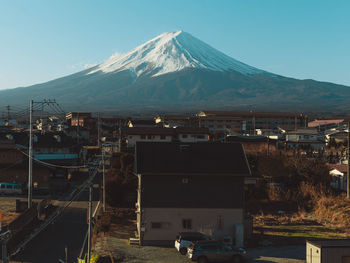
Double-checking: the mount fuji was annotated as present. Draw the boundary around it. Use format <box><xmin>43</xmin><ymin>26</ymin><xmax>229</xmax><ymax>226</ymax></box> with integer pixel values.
<box><xmin>1</xmin><ymin>30</ymin><xmax>349</xmax><ymax>113</ymax></box>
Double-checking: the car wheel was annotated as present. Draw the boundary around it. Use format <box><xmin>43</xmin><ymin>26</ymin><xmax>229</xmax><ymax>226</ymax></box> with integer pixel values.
<box><xmin>179</xmin><ymin>247</ymin><xmax>187</xmax><ymax>255</ymax></box>
<box><xmin>197</xmin><ymin>256</ymin><xmax>208</xmax><ymax>263</ymax></box>
<box><xmin>231</xmin><ymin>255</ymin><xmax>244</xmax><ymax>263</ymax></box>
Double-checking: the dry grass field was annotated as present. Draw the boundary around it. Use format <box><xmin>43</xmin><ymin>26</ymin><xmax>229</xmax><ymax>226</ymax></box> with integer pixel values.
<box><xmin>0</xmin><ymin>197</ymin><xmax>22</xmax><ymax>226</ymax></box>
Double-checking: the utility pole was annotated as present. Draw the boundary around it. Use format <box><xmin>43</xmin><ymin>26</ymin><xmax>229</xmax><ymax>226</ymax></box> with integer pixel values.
<box><xmin>6</xmin><ymin>105</ymin><xmax>10</xmax><ymax>121</ymax></box>
<box><xmin>97</xmin><ymin>113</ymin><xmax>101</xmax><ymax>147</ymax></box>
<box><xmin>77</xmin><ymin>112</ymin><xmax>80</xmax><ymax>145</ymax></box>
<box><xmin>347</xmin><ymin>120</ymin><xmax>350</xmax><ymax>199</ymax></box>
<box><xmin>118</xmin><ymin>119</ymin><xmax>122</xmax><ymax>153</ymax></box>
<box><xmin>102</xmin><ymin>148</ymin><xmax>106</xmax><ymax>212</ymax></box>
<box><xmin>87</xmin><ymin>183</ymin><xmax>93</xmax><ymax>263</ymax></box>
<box><xmin>1</xmin><ymin>231</ymin><xmax>10</xmax><ymax>263</ymax></box>
<box><xmin>28</xmin><ymin>100</ymin><xmax>33</xmax><ymax>208</ymax></box>
<box><xmin>27</xmin><ymin>99</ymin><xmax>60</xmax><ymax>208</ymax></box>
<box><xmin>267</xmin><ymin>128</ymin><xmax>270</xmax><ymax>157</ymax></box>
<box><xmin>252</xmin><ymin>113</ymin><xmax>256</xmax><ymax>135</ymax></box>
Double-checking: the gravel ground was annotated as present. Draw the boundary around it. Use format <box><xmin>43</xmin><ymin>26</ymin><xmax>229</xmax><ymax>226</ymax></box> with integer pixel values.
<box><xmin>94</xmin><ymin>234</ymin><xmax>306</xmax><ymax>263</ymax></box>
<box><xmin>93</xmin><ymin>207</ymin><xmax>306</xmax><ymax>263</ymax></box>
<box><xmin>0</xmin><ymin>196</ymin><xmax>22</xmax><ymax>225</ymax></box>
<box><xmin>247</xmin><ymin>245</ymin><xmax>305</xmax><ymax>263</ymax></box>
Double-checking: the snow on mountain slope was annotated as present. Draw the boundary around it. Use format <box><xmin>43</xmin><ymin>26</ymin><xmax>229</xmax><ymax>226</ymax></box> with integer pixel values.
<box><xmin>88</xmin><ymin>30</ymin><xmax>267</xmax><ymax>78</ymax></box>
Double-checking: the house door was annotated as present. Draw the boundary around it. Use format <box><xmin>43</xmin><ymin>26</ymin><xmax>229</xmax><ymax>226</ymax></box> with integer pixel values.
<box><xmin>342</xmin><ymin>256</ymin><xmax>350</xmax><ymax>263</ymax></box>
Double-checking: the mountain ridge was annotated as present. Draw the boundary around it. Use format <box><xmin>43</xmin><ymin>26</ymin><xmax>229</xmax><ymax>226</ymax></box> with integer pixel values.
<box><xmin>0</xmin><ymin>31</ymin><xmax>349</xmax><ymax>114</ymax></box>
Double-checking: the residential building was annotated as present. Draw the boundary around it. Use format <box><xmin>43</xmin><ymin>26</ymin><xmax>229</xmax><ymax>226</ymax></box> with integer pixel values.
<box><xmin>308</xmin><ymin>119</ymin><xmax>345</xmax><ymax>131</ymax></box>
<box><xmin>286</xmin><ymin>129</ymin><xmax>325</xmax><ymax>151</ymax></box>
<box><xmin>66</xmin><ymin>112</ymin><xmax>93</xmax><ymax>128</ymax></box>
<box><xmin>328</xmin><ymin>164</ymin><xmax>347</xmax><ymax>192</ymax></box>
<box><xmin>325</xmin><ymin>130</ymin><xmax>348</xmax><ymax>145</ymax></box>
<box><xmin>306</xmin><ymin>239</ymin><xmax>350</xmax><ymax>263</ymax></box>
<box><xmin>155</xmin><ymin>115</ymin><xmax>196</xmax><ymax>128</ymax></box>
<box><xmin>125</xmin><ymin>127</ymin><xmax>210</xmax><ymax>148</ymax></box>
<box><xmin>125</xmin><ymin>127</ymin><xmax>174</xmax><ymax>148</ymax></box>
<box><xmin>135</xmin><ymin>142</ymin><xmax>252</xmax><ymax>246</ymax></box>
<box><xmin>197</xmin><ymin>111</ymin><xmax>307</xmax><ymax>135</ymax></box>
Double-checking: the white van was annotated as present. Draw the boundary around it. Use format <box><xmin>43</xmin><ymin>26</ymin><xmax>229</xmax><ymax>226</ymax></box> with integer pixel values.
<box><xmin>0</xmin><ymin>183</ymin><xmax>22</xmax><ymax>195</ymax></box>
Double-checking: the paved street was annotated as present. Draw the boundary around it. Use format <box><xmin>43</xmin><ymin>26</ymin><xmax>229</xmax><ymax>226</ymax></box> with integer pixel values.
<box><xmin>10</xmin><ymin>175</ymin><xmax>101</xmax><ymax>263</ymax></box>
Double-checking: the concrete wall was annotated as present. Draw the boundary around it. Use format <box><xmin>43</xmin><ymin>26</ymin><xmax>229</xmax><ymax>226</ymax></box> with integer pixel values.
<box><xmin>127</xmin><ymin>135</ymin><xmax>172</xmax><ymax>147</ymax></box>
<box><xmin>139</xmin><ymin>207</ymin><xmax>244</xmax><ymax>246</ymax></box>
<box><xmin>177</xmin><ymin>134</ymin><xmax>209</xmax><ymax>143</ymax></box>
<box><xmin>306</xmin><ymin>242</ymin><xmax>322</xmax><ymax>263</ymax></box>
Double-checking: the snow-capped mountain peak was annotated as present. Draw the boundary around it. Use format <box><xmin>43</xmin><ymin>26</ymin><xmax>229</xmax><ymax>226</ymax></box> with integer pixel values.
<box><xmin>88</xmin><ymin>30</ymin><xmax>266</xmax><ymax>77</ymax></box>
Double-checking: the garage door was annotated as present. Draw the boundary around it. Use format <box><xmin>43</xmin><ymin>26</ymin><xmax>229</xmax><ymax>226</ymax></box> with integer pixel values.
<box><xmin>342</xmin><ymin>256</ymin><xmax>350</xmax><ymax>263</ymax></box>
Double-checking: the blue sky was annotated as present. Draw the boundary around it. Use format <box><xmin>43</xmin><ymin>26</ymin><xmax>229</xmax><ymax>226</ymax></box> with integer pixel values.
<box><xmin>0</xmin><ymin>0</ymin><xmax>349</xmax><ymax>90</ymax></box>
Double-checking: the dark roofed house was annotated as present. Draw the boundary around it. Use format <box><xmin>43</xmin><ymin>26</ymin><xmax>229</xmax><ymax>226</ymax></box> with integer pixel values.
<box><xmin>135</xmin><ymin>142</ymin><xmax>251</xmax><ymax>246</ymax></box>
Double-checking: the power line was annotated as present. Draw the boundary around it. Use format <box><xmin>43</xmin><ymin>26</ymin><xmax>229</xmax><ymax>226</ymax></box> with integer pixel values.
<box><xmin>18</xmin><ymin>149</ymin><xmax>87</xmax><ymax>169</ymax></box>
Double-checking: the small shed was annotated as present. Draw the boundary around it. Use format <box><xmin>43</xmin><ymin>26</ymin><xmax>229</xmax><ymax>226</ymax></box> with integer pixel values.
<box><xmin>306</xmin><ymin>239</ymin><xmax>350</xmax><ymax>263</ymax></box>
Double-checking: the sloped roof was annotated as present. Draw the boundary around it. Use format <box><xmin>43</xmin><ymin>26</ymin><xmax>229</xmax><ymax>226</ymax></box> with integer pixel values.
<box><xmin>327</xmin><ymin>163</ymin><xmax>347</xmax><ymax>173</ymax></box>
<box><xmin>136</xmin><ymin>142</ymin><xmax>251</xmax><ymax>175</ymax></box>
<box><xmin>198</xmin><ymin>110</ymin><xmax>304</xmax><ymax>118</ymax></box>
<box><xmin>308</xmin><ymin>119</ymin><xmax>344</xmax><ymax>128</ymax></box>
<box><xmin>307</xmin><ymin>239</ymin><xmax>350</xmax><ymax>248</ymax></box>
<box><xmin>125</xmin><ymin>127</ymin><xmax>209</xmax><ymax>136</ymax></box>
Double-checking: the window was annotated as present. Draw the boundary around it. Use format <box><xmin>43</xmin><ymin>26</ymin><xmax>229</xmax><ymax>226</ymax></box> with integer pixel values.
<box><xmin>182</xmin><ymin>178</ymin><xmax>189</xmax><ymax>184</ymax></box>
<box><xmin>197</xmin><ymin>135</ymin><xmax>205</xmax><ymax>139</ymax></box>
<box><xmin>1</xmin><ymin>184</ymin><xmax>5</xmax><ymax>189</ymax></box>
<box><xmin>141</xmin><ymin>135</ymin><xmax>146</xmax><ymax>139</ymax></box>
<box><xmin>182</xmin><ymin>219</ymin><xmax>192</xmax><ymax>229</ymax></box>
<box><xmin>160</xmin><ymin>135</ymin><xmax>166</xmax><ymax>140</ymax></box>
<box><xmin>6</xmin><ymin>185</ymin><xmax>12</xmax><ymax>189</ymax></box>
<box><xmin>182</xmin><ymin>134</ymin><xmax>188</xmax><ymax>138</ymax></box>
<box><xmin>129</xmin><ymin>136</ymin><xmax>133</xmax><ymax>139</ymax></box>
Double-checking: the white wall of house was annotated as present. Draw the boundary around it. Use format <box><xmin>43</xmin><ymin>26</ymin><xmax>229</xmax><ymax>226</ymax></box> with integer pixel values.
<box><xmin>286</xmin><ymin>134</ymin><xmax>319</xmax><ymax>141</ymax></box>
<box><xmin>139</xmin><ymin>207</ymin><xmax>244</xmax><ymax>246</ymax></box>
<box><xmin>178</xmin><ymin>134</ymin><xmax>209</xmax><ymax>143</ymax></box>
<box><xmin>127</xmin><ymin>135</ymin><xmax>172</xmax><ymax>147</ymax></box>
<box><xmin>330</xmin><ymin>169</ymin><xmax>347</xmax><ymax>191</ymax></box>
<box><xmin>306</xmin><ymin>242</ymin><xmax>321</xmax><ymax>263</ymax></box>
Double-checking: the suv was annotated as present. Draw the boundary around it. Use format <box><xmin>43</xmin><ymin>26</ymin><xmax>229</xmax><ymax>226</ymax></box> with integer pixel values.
<box><xmin>175</xmin><ymin>232</ymin><xmax>210</xmax><ymax>255</ymax></box>
<box><xmin>187</xmin><ymin>240</ymin><xmax>246</xmax><ymax>263</ymax></box>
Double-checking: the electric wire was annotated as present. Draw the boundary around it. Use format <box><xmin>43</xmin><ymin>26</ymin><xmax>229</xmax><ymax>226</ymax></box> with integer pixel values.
<box><xmin>18</xmin><ymin>149</ymin><xmax>87</xmax><ymax>169</ymax></box>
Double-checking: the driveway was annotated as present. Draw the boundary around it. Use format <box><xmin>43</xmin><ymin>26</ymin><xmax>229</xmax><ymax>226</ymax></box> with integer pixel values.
<box><xmin>247</xmin><ymin>245</ymin><xmax>305</xmax><ymax>263</ymax></box>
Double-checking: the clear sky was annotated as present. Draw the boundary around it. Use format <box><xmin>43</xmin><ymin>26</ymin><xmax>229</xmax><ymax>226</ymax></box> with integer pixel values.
<box><xmin>0</xmin><ymin>0</ymin><xmax>349</xmax><ymax>90</ymax></box>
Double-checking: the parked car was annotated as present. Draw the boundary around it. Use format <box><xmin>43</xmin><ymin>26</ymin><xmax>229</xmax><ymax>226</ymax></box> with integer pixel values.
<box><xmin>175</xmin><ymin>232</ymin><xmax>211</xmax><ymax>255</ymax></box>
<box><xmin>187</xmin><ymin>240</ymin><xmax>246</xmax><ymax>263</ymax></box>
<box><xmin>0</xmin><ymin>182</ymin><xmax>22</xmax><ymax>195</ymax></box>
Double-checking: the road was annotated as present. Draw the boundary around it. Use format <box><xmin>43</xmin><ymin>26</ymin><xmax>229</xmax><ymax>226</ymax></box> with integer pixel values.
<box><xmin>10</xmin><ymin>174</ymin><xmax>101</xmax><ymax>263</ymax></box>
